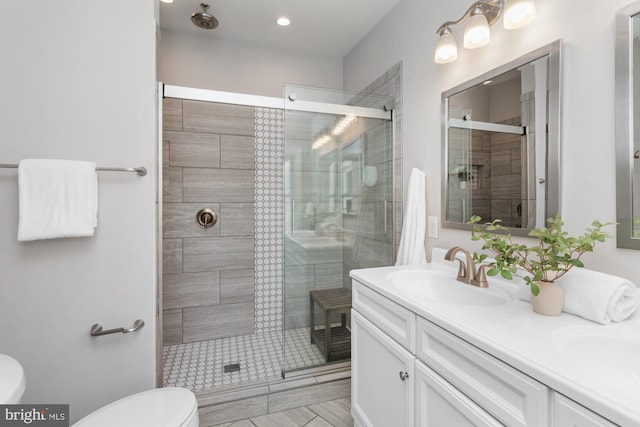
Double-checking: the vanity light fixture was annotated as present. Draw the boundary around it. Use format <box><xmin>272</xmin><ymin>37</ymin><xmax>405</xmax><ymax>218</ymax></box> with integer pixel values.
<box><xmin>463</xmin><ymin>6</ymin><xmax>491</xmax><ymax>49</ymax></box>
<box><xmin>434</xmin><ymin>0</ymin><xmax>536</xmax><ymax>64</ymax></box>
<box><xmin>160</xmin><ymin>0</ymin><xmax>174</xmax><ymax>3</ymax></box>
<box><xmin>503</xmin><ymin>0</ymin><xmax>536</xmax><ymax>29</ymax></box>
<box><xmin>435</xmin><ymin>27</ymin><xmax>458</xmax><ymax>63</ymax></box>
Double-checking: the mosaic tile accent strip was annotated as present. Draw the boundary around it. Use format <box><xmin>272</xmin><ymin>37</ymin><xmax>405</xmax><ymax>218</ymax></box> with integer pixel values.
<box><xmin>254</xmin><ymin>107</ymin><xmax>285</xmax><ymax>333</ymax></box>
<box><xmin>163</xmin><ymin>328</ymin><xmax>325</xmax><ymax>391</ymax></box>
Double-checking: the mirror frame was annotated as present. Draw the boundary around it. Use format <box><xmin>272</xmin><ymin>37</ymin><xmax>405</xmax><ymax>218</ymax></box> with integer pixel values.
<box><xmin>616</xmin><ymin>2</ymin><xmax>640</xmax><ymax>249</ymax></box>
<box><xmin>441</xmin><ymin>40</ymin><xmax>563</xmax><ymax>237</ymax></box>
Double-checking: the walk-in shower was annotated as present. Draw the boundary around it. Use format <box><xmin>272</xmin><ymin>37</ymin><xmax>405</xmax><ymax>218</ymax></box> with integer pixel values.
<box><xmin>159</xmin><ymin>83</ymin><xmax>396</xmax><ymax>393</ymax></box>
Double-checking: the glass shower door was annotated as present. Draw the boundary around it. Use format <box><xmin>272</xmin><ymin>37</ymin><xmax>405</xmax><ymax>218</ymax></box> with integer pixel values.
<box><xmin>282</xmin><ymin>85</ymin><xmax>393</xmax><ymax>374</ymax></box>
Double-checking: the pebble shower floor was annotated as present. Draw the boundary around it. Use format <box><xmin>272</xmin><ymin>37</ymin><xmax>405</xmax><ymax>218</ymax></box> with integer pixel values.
<box><xmin>163</xmin><ymin>328</ymin><xmax>325</xmax><ymax>391</ymax></box>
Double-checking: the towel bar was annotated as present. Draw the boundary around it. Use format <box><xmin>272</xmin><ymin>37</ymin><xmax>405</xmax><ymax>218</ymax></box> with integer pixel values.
<box><xmin>0</xmin><ymin>163</ymin><xmax>147</xmax><ymax>176</ymax></box>
<box><xmin>90</xmin><ymin>319</ymin><xmax>145</xmax><ymax>337</ymax></box>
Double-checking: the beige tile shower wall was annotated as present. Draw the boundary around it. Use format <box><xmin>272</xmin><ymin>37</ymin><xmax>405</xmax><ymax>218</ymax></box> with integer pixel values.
<box><xmin>162</xmin><ymin>98</ymin><xmax>256</xmax><ymax>345</ymax></box>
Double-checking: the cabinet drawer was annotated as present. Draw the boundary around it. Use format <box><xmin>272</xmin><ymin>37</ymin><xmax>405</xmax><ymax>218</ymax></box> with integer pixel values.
<box><xmin>416</xmin><ymin>317</ymin><xmax>548</xmax><ymax>427</ymax></box>
<box><xmin>415</xmin><ymin>360</ymin><xmax>502</xmax><ymax>427</ymax></box>
<box><xmin>553</xmin><ymin>393</ymin><xmax>617</xmax><ymax>427</ymax></box>
<box><xmin>352</xmin><ymin>280</ymin><xmax>415</xmax><ymax>352</ymax></box>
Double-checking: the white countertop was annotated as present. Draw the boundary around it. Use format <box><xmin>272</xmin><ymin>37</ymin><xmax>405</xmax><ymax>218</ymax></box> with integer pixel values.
<box><xmin>350</xmin><ymin>262</ymin><xmax>640</xmax><ymax>427</ymax></box>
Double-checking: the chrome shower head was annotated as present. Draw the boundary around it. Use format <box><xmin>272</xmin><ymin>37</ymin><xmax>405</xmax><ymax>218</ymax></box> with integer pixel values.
<box><xmin>191</xmin><ymin>3</ymin><xmax>219</xmax><ymax>30</ymax></box>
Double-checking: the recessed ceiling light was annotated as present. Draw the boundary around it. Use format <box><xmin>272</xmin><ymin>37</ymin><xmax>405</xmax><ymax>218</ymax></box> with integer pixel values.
<box><xmin>277</xmin><ymin>17</ymin><xmax>291</xmax><ymax>26</ymax></box>
<box><xmin>160</xmin><ymin>0</ymin><xmax>173</xmax><ymax>3</ymax></box>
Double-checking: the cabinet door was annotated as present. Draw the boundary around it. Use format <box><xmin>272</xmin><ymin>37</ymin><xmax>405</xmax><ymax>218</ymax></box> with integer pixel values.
<box><xmin>352</xmin><ymin>310</ymin><xmax>414</xmax><ymax>427</ymax></box>
<box><xmin>553</xmin><ymin>393</ymin><xmax>617</xmax><ymax>427</ymax></box>
<box><xmin>415</xmin><ymin>360</ymin><xmax>503</xmax><ymax>427</ymax></box>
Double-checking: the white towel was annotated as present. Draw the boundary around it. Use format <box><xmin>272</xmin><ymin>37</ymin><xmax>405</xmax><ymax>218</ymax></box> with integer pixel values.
<box><xmin>18</xmin><ymin>159</ymin><xmax>98</xmax><ymax>241</ymax></box>
<box><xmin>517</xmin><ymin>268</ymin><xmax>639</xmax><ymax>324</ymax></box>
<box><xmin>396</xmin><ymin>168</ymin><xmax>427</xmax><ymax>265</ymax></box>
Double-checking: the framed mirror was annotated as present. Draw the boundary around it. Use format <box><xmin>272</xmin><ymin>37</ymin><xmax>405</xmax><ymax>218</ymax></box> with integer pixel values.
<box><xmin>441</xmin><ymin>40</ymin><xmax>562</xmax><ymax>236</ymax></box>
<box><xmin>616</xmin><ymin>2</ymin><xmax>640</xmax><ymax>249</ymax></box>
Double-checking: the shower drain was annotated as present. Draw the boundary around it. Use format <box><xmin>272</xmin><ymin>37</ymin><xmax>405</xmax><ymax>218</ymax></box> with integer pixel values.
<box><xmin>223</xmin><ymin>363</ymin><xmax>241</xmax><ymax>373</ymax></box>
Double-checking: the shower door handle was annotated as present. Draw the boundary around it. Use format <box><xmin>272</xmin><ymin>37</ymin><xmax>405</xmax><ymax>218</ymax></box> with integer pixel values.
<box><xmin>291</xmin><ymin>199</ymin><xmax>296</xmax><ymax>232</ymax></box>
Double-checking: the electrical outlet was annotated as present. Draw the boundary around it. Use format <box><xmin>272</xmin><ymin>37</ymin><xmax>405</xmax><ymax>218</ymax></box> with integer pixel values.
<box><xmin>428</xmin><ymin>216</ymin><xmax>439</xmax><ymax>239</ymax></box>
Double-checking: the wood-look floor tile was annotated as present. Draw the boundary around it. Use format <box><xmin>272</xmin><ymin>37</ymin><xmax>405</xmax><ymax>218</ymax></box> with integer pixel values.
<box><xmin>268</xmin><ymin>379</ymin><xmax>351</xmax><ymax>413</ymax></box>
<box><xmin>211</xmin><ymin>420</ymin><xmax>255</xmax><ymax>427</ymax></box>
<box><xmin>250</xmin><ymin>407</ymin><xmax>316</xmax><ymax>427</ymax></box>
<box><xmin>305</xmin><ymin>416</ymin><xmax>333</xmax><ymax>427</ymax></box>
<box><xmin>199</xmin><ymin>395</ymin><xmax>267</xmax><ymax>427</ymax></box>
<box><xmin>308</xmin><ymin>398</ymin><xmax>353</xmax><ymax>427</ymax></box>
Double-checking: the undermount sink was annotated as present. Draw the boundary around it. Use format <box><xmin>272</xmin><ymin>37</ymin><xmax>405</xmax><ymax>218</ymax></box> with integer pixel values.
<box><xmin>386</xmin><ymin>269</ymin><xmax>513</xmax><ymax>306</ymax></box>
<box><xmin>552</xmin><ymin>326</ymin><xmax>640</xmax><ymax>386</ymax></box>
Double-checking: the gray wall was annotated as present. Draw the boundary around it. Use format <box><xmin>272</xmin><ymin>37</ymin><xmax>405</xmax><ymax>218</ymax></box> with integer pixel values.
<box><xmin>0</xmin><ymin>1</ymin><xmax>157</xmax><ymax>422</ymax></box>
<box><xmin>343</xmin><ymin>0</ymin><xmax>640</xmax><ymax>283</ymax></box>
<box><xmin>159</xmin><ymin>30</ymin><xmax>343</xmax><ymax>98</ymax></box>
<box><xmin>162</xmin><ymin>99</ymin><xmax>256</xmax><ymax>344</ymax></box>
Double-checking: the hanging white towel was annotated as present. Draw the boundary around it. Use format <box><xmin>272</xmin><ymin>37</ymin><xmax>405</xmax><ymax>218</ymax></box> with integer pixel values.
<box><xmin>396</xmin><ymin>168</ymin><xmax>427</xmax><ymax>265</ymax></box>
<box><xmin>18</xmin><ymin>159</ymin><xmax>98</xmax><ymax>241</ymax></box>
<box><xmin>517</xmin><ymin>268</ymin><xmax>639</xmax><ymax>324</ymax></box>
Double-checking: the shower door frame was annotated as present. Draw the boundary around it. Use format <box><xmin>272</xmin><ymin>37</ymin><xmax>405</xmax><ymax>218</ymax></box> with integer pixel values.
<box><xmin>157</xmin><ymin>83</ymin><xmax>394</xmax><ymax>387</ymax></box>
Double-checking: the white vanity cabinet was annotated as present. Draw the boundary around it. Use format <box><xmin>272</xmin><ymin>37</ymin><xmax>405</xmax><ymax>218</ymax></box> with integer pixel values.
<box><xmin>352</xmin><ymin>280</ymin><xmax>505</xmax><ymax>427</ymax></box>
<box><xmin>351</xmin><ymin>279</ymin><xmax>621</xmax><ymax>427</ymax></box>
<box><xmin>553</xmin><ymin>393</ymin><xmax>618</xmax><ymax>427</ymax></box>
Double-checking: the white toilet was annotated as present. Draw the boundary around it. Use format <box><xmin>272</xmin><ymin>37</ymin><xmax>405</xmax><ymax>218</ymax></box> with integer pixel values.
<box><xmin>0</xmin><ymin>354</ymin><xmax>199</xmax><ymax>427</ymax></box>
<box><xmin>73</xmin><ymin>387</ymin><xmax>199</xmax><ymax>427</ymax></box>
<box><xmin>0</xmin><ymin>354</ymin><xmax>26</xmax><ymax>404</ymax></box>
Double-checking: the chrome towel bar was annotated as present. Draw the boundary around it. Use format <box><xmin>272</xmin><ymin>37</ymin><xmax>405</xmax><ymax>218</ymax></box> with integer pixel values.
<box><xmin>90</xmin><ymin>319</ymin><xmax>145</xmax><ymax>337</ymax></box>
<box><xmin>0</xmin><ymin>163</ymin><xmax>147</xmax><ymax>176</ymax></box>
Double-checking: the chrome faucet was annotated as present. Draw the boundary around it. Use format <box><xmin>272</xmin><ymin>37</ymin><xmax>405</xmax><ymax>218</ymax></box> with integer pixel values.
<box><xmin>444</xmin><ymin>246</ymin><xmax>489</xmax><ymax>288</ymax></box>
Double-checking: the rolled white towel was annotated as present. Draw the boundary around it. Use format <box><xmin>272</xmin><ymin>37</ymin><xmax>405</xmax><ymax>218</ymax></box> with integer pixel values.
<box><xmin>517</xmin><ymin>268</ymin><xmax>639</xmax><ymax>324</ymax></box>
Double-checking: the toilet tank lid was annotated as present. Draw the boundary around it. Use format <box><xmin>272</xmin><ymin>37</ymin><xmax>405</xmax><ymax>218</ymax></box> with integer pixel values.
<box><xmin>0</xmin><ymin>354</ymin><xmax>26</xmax><ymax>404</ymax></box>
<box><xmin>73</xmin><ymin>387</ymin><xmax>197</xmax><ymax>427</ymax></box>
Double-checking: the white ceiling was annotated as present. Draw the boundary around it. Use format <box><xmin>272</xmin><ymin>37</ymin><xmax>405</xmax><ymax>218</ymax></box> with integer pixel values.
<box><xmin>159</xmin><ymin>0</ymin><xmax>402</xmax><ymax>59</ymax></box>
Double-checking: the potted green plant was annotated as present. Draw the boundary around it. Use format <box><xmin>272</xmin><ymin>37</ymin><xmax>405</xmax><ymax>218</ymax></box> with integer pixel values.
<box><xmin>469</xmin><ymin>214</ymin><xmax>614</xmax><ymax>316</ymax></box>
